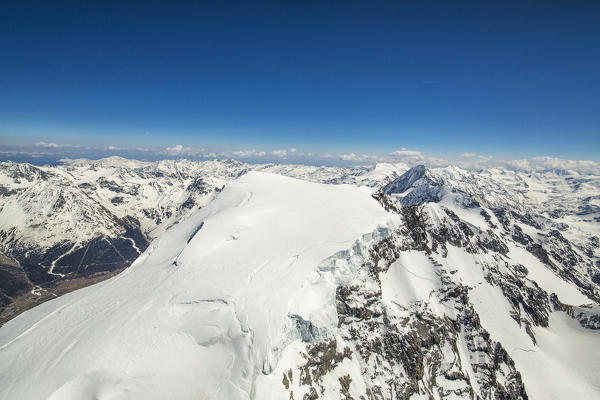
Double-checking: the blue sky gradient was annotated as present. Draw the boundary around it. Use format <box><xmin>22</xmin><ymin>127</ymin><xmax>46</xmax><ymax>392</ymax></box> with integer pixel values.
<box><xmin>1</xmin><ymin>1</ymin><xmax>599</xmax><ymax>161</ymax></box>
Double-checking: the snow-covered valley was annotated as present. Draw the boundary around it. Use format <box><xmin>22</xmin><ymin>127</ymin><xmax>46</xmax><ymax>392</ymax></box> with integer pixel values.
<box><xmin>0</xmin><ymin>158</ymin><xmax>599</xmax><ymax>399</ymax></box>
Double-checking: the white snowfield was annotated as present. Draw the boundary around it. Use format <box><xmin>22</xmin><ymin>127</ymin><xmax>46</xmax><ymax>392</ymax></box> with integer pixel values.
<box><xmin>0</xmin><ymin>172</ymin><xmax>396</xmax><ymax>400</ymax></box>
<box><xmin>1</xmin><ymin>164</ymin><xmax>600</xmax><ymax>400</ymax></box>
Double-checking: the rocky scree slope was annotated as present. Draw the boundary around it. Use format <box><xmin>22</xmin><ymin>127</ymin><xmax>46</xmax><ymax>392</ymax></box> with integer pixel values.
<box><xmin>257</xmin><ymin>165</ymin><xmax>600</xmax><ymax>400</ymax></box>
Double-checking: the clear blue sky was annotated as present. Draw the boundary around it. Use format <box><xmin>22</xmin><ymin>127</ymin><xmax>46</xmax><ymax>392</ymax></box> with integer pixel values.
<box><xmin>1</xmin><ymin>1</ymin><xmax>599</xmax><ymax>160</ymax></box>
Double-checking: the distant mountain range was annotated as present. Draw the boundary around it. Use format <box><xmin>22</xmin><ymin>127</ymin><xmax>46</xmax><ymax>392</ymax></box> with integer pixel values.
<box><xmin>0</xmin><ymin>157</ymin><xmax>599</xmax><ymax>399</ymax></box>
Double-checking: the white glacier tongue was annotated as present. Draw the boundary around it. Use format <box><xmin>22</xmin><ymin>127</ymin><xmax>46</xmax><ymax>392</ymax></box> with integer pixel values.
<box><xmin>0</xmin><ymin>171</ymin><xmax>395</xmax><ymax>400</ymax></box>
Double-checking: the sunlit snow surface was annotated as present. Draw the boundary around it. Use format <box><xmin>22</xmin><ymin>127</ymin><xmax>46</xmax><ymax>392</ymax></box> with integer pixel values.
<box><xmin>0</xmin><ymin>172</ymin><xmax>395</xmax><ymax>400</ymax></box>
<box><xmin>1</xmin><ymin>164</ymin><xmax>600</xmax><ymax>400</ymax></box>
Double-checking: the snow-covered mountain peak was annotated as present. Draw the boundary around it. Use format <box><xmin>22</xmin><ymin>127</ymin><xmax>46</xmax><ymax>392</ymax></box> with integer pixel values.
<box><xmin>384</xmin><ymin>164</ymin><xmax>429</xmax><ymax>191</ymax></box>
<box><xmin>1</xmin><ymin>158</ymin><xmax>599</xmax><ymax>399</ymax></box>
<box><xmin>0</xmin><ymin>171</ymin><xmax>395</xmax><ymax>400</ymax></box>
<box><xmin>383</xmin><ymin>164</ymin><xmax>444</xmax><ymax>206</ymax></box>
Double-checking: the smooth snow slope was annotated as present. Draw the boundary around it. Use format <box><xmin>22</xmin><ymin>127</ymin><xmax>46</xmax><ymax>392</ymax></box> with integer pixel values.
<box><xmin>0</xmin><ymin>172</ymin><xmax>394</xmax><ymax>400</ymax></box>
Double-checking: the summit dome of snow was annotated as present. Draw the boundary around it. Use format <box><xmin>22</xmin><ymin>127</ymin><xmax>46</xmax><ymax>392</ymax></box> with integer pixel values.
<box><xmin>0</xmin><ymin>172</ymin><xmax>394</xmax><ymax>400</ymax></box>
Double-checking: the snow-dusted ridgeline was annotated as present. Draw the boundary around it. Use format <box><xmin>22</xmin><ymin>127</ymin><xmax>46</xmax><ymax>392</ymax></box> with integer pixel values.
<box><xmin>0</xmin><ymin>159</ymin><xmax>599</xmax><ymax>399</ymax></box>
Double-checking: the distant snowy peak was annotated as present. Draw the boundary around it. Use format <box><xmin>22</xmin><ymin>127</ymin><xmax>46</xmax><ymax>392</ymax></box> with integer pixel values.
<box><xmin>0</xmin><ymin>161</ymin><xmax>53</xmax><ymax>185</ymax></box>
<box><xmin>383</xmin><ymin>164</ymin><xmax>443</xmax><ymax>205</ymax></box>
<box><xmin>379</xmin><ymin>162</ymin><xmax>600</xmax><ymax>305</ymax></box>
<box><xmin>383</xmin><ymin>164</ymin><xmax>530</xmax><ymax>211</ymax></box>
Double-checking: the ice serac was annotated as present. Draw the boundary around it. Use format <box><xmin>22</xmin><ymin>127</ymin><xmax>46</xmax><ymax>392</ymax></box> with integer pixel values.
<box><xmin>0</xmin><ymin>171</ymin><xmax>394</xmax><ymax>400</ymax></box>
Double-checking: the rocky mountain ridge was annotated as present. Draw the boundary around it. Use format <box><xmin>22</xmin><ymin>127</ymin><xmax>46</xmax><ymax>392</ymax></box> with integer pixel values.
<box><xmin>261</xmin><ymin>165</ymin><xmax>600</xmax><ymax>399</ymax></box>
<box><xmin>0</xmin><ymin>159</ymin><xmax>599</xmax><ymax>399</ymax></box>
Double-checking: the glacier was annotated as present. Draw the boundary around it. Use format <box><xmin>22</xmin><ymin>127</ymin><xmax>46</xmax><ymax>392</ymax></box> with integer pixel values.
<box><xmin>0</xmin><ymin>171</ymin><xmax>394</xmax><ymax>399</ymax></box>
<box><xmin>0</xmin><ymin>161</ymin><xmax>599</xmax><ymax>399</ymax></box>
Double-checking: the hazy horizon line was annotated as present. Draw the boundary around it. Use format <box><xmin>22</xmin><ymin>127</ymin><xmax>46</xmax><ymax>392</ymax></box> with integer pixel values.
<box><xmin>1</xmin><ymin>142</ymin><xmax>599</xmax><ymax>175</ymax></box>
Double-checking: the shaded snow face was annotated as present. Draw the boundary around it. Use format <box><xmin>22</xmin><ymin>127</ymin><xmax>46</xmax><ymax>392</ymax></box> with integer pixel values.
<box><xmin>0</xmin><ymin>171</ymin><xmax>395</xmax><ymax>400</ymax></box>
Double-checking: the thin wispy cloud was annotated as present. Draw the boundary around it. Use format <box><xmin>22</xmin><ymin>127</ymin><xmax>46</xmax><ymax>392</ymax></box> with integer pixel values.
<box><xmin>230</xmin><ymin>150</ymin><xmax>266</xmax><ymax>158</ymax></box>
<box><xmin>35</xmin><ymin>142</ymin><xmax>65</xmax><ymax>148</ymax></box>
<box><xmin>390</xmin><ymin>148</ymin><xmax>423</xmax><ymax>157</ymax></box>
<box><xmin>270</xmin><ymin>150</ymin><xmax>287</xmax><ymax>157</ymax></box>
<box><xmin>340</xmin><ymin>153</ymin><xmax>375</xmax><ymax>162</ymax></box>
<box><xmin>165</xmin><ymin>144</ymin><xmax>184</xmax><ymax>153</ymax></box>
<box><xmin>164</xmin><ymin>144</ymin><xmax>203</xmax><ymax>156</ymax></box>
